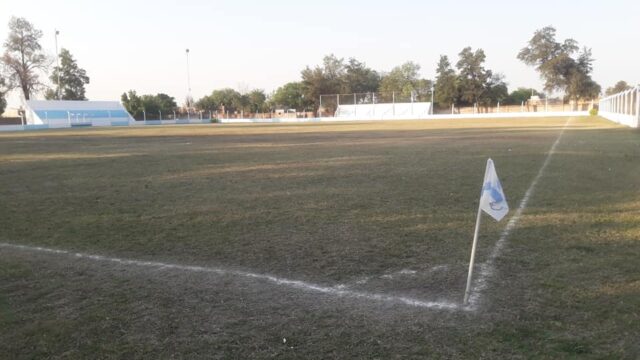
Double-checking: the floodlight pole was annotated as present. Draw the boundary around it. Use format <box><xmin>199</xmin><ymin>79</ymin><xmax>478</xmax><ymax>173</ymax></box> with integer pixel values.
<box><xmin>431</xmin><ymin>86</ymin><xmax>435</xmax><ymax>115</ymax></box>
<box><xmin>186</xmin><ymin>48</ymin><xmax>192</xmax><ymax>110</ymax></box>
<box><xmin>54</xmin><ymin>29</ymin><xmax>61</xmax><ymax>100</ymax></box>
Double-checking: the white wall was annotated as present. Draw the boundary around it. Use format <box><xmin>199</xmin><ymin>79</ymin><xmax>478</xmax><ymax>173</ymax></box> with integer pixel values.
<box><xmin>598</xmin><ymin>87</ymin><xmax>640</xmax><ymax>128</ymax></box>
<box><xmin>335</xmin><ymin>102</ymin><xmax>432</xmax><ymax>119</ymax></box>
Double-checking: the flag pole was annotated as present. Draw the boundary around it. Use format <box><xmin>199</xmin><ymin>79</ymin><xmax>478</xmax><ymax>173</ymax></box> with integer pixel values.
<box><xmin>463</xmin><ymin>204</ymin><xmax>483</xmax><ymax>305</ymax></box>
<box><xmin>463</xmin><ymin>159</ymin><xmax>490</xmax><ymax>305</ymax></box>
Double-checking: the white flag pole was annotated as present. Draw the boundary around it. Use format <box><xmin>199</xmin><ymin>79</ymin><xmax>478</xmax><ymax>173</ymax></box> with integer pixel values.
<box><xmin>463</xmin><ymin>159</ymin><xmax>490</xmax><ymax>305</ymax></box>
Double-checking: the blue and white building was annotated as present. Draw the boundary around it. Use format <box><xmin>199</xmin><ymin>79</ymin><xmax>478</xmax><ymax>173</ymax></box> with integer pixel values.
<box><xmin>24</xmin><ymin>100</ymin><xmax>134</xmax><ymax>128</ymax></box>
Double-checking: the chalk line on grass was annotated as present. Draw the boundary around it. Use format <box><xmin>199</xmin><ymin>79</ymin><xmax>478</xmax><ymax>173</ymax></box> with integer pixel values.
<box><xmin>465</xmin><ymin>117</ymin><xmax>572</xmax><ymax>310</ymax></box>
<box><xmin>0</xmin><ymin>242</ymin><xmax>461</xmax><ymax>311</ymax></box>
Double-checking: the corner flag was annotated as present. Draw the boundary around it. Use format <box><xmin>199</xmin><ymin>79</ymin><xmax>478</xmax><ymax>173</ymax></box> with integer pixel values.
<box><xmin>479</xmin><ymin>159</ymin><xmax>509</xmax><ymax>221</ymax></box>
<box><xmin>463</xmin><ymin>158</ymin><xmax>510</xmax><ymax>305</ymax></box>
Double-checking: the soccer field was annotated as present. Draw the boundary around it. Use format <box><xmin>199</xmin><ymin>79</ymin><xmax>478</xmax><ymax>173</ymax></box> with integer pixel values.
<box><xmin>1</xmin><ymin>117</ymin><xmax>639</xmax><ymax>358</ymax></box>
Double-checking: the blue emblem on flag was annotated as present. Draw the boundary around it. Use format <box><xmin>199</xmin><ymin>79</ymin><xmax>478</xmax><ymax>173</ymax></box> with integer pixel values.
<box><xmin>482</xmin><ymin>179</ymin><xmax>506</xmax><ymax>211</ymax></box>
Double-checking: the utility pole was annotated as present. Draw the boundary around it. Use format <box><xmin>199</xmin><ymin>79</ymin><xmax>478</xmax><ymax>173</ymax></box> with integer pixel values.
<box><xmin>55</xmin><ymin>29</ymin><xmax>61</xmax><ymax>100</ymax></box>
<box><xmin>186</xmin><ymin>48</ymin><xmax>192</xmax><ymax>109</ymax></box>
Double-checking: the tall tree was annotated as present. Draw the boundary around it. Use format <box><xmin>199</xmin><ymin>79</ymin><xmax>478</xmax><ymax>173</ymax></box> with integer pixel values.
<box><xmin>154</xmin><ymin>93</ymin><xmax>178</xmax><ymax>113</ymax></box>
<box><xmin>301</xmin><ymin>54</ymin><xmax>347</xmax><ymax>110</ymax></box>
<box><xmin>343</xmin><ymin>58</ymin><xmax>380</xmax><ymax>94</ymax></box>
<box><xmin>434</xmin><ymin>55</ymin><xmax>458</xmax><ymax>108</ymax></box>
<box><xmin>203</xmin><ymin>88</ymin><xmax>244</xmax><ymax>113</ymax></box>
<box><xmin>195</xmin><ymin>94</ymin><xmax>218</xmax><ymax>112</ymax></box>
<box><xmin>378</xmin><ymin>61</ymin><xmax>431</xmax><ymax>101</ymax></box>
<box><xmin>456</xmin><ymin>47</ymin><xmax>491</xmax><ymax>106</ymax></box>
<box><xmin>1</xmin><ymin>17</ymin><xmax>49</xmax><ymax>100</ymax></box>
<box><xmin>484</xmin><ymin>73</ymin><xmax>509</xmax><ymax>106</ymax></box>
<box><xmin>271</xmin><ymin>82</ymin><xmax>311</xmax><ymax>111</ymax></box>
<box><xmin>0</xmin><ymin>76</ymin><xmax>6</xmax><ymax>116</ymax></box>
<box><xmin>518</xmin><ymin>26</ymin><xmax>600</xmax><ymax>102</ymax></box>
<box><xmin>121</xmin><ymin>91</ymin><xmax>177</xmax><ymax>119</ymax></box>
<box><xmin>301</xmin><ymin>55</ymin><xmax>382</xmax><ymax>111</ymax></box>
<box><xmin>121</xmin><ymin>90</ymin><xmax>144</xmax><ymax>118</ymax></box>
<box><xmin>505</xmin><ymin>87</ymin><xmax>543</xmax><ymax>105</ymax></box>
<box><xmin>605</xmin><ymin>81</ymin><xmax>632</xmax><ymax>96</ymax></box>
<box><xmin>44</xmin><ymin>48</ymin><xmax>90</xmax><ymax>100</ymax></box>
<box><xmin>120</xmin><ymin>90</ymin><xmax>144</xmax><ymax>119</ymax></box>
<box><xmin>246</xmin><ymin>89</ymin><xmax>267</xmax><ymax>113</ymax></box>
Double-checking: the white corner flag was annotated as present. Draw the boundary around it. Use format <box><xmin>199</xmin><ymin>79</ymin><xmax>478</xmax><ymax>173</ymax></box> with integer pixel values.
<box><xmin>480</xmin><ymin>159</ymin><xmax>509</xmax><ymax>221</ymax></box>
<box><xmin>463</xmin><ymin>158</ymin><xmax>509</xmax><ymax>305</ymax></box>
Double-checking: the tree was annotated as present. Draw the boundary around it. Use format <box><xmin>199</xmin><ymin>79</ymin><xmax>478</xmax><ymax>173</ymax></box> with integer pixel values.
<box><xmin>195</xmin><ymin>88</ymin><xmax>244</xmax><ymax>114</ymax></box>
<box><xmin>154</xmin><ymin>93</ymin><xmax>178</xmax><ymax>113</ymax></box>
<box><xmin>44</xmin><ymin>48</ymin><xmax>89</xmax><ymax>100</ymax></box>
<box><xmin>378</xmin><ymin>61</ymin><xmax>431</xmax><ymax>101</ymax></box>
<box><xmin>434</xmin><ymin>55</ymin><xmax>458</xmax><ymax>108</ymax></box>
<box><xmin>300</xmin><ymin>55</ymin><xmax>382</xmax><ymax>111</ymax></box>
<box><xmin>343</xmin><ymin>58</ymin><xmax>380</xmax><ymax>94</ymax></box>
<box><xmin>301</xmin><ymin>54</ymin><xmax>347</xmax><ymax>110</ymax></box>
<box><xmin>246</xmin><ymin>89</ymin><xmax>267</xmax><ymax>113</ymax></box>
<box><xmin>121</xmin><ymin>90</ymin><xmax>144</xmax><ymax>119</ymax></box>
<box><xmin>505</xmin><ymin>87</ymin><xmax>543</xmax><ymax>105</ymax></box>
<box><xmin>605</xmin><ymin>81</ymin><xmax>632</xmax><ymax>96</ymax></box>
<box><xmin>121</xmin><ymin>91</ymin><xmax>176</xmax><ymax>119</ymax></box>
<box><xmin>0</xmin><ymin>76</ymin><xmax>6</xmax><ymax>116</ymax></box>
<box><xmin>518</xmin><ymin>26</ymin><xmax>600</xmax><ymax>102</ymax></box>
<box><xmin>484</xmin><ymin>73</ymin><xmax>509</xmax><ymax>106</ymax></box>
<box><xmin>195</xmin><ymin>94</ymin><xmax>218</xmax><ymax>112</ymax></box>
<box><xmin>271</xmin><ymin>82</ymin><xmax>310</xmax><ymax>111</ymax></box>
<box><xmin>456</xmin><ymin>47</ymin><xmax>492</xmax><ymax>106</ymax></box>
<box><xmin>1</xmin><ymin>17</ymin><xmax>49</xmax><ymax>100</ymax></box>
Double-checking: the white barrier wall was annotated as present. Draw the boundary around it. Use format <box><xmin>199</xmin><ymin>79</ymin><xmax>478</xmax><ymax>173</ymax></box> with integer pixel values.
<box><xmin>599</xmin><ymin>86</ymin><xmax>640</xmax><ymax>128</ymax></box>
<box><xmin>336</xmin><ymin>102</ymin><xmax>432</xmax><ymax>119</ymax></box>
<box><xmin>219</xmin><ymin>111</ymin><xmax>588</xmax><ymax>124</ymax></box>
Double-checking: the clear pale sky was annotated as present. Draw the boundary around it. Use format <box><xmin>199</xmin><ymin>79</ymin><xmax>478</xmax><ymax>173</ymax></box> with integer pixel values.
<box><xmin>1</xmin><ymin>0</ymin><xmax>639</xmax><ymax>108</ymax></box>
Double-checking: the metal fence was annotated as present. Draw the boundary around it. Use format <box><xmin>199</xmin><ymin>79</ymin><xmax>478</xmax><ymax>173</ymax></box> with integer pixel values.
<box><xmin>599</xmin><ymin>86</ymin><xmax>640</xmax><ymax>128</ymax></box>
<box><xmin>319</xmin><ymin>92</ymin><xmax>596</xmax><ymax>118</ymax></box>
<box><xmin>131</xmin><ymin>109</ymin><xmax>317</xmax><ymax>121</ymax></box>
<box><xmin>442</xmin><ymin>99</ymin><xmax>594</xmax><ymax>115</ymax></box>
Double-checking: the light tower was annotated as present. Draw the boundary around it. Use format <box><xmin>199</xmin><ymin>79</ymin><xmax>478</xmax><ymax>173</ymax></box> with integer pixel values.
<box><xmin>186</xmin><ymin>48</ymin><xmax>192</xmax><ymax>108</ymax></box>
<box><xmin>55</xmin><ymin>29</ymin><xmax>61</xmax><ymax>100</ymax></box>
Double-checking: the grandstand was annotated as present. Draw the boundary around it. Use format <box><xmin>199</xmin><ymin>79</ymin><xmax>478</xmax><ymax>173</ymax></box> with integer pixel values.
<box><xmin>24</xmin><ymin>100</ymin><xmax>134</xmax><ymax>128</ymax></box>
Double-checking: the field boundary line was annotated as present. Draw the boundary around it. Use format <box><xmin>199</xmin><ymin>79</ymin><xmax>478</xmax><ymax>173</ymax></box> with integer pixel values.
<box><xmin>0</xmin><ymin>242</ymin><xmax>462</xmax><ymax>311</ymax></box>
<box><xmin>466</xmin><ymin>117</ymin><xmax>573</xmax><ymax>309</ymax></box>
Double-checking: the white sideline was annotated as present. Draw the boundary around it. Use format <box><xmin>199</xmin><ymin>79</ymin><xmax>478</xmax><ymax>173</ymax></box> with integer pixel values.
<box><xmin>0</xmin><ymin>242</ymin><xmax>461</xmax><ymax>311</ymax></box>
<box><xmin>465</xmin><ymin>117</ymin><xmax>572</xmax><ymax>309</ymax></box>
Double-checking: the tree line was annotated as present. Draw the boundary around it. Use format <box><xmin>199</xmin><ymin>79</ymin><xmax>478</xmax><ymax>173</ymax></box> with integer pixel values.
<box><xmin>0</xmin><ymin>17</ymin><xmax>90</xmax><ymax>116</ymax></box>
<box><xmin>0</xmin><ymin>17</ymin><xmax>635</xmax><ymax>118</ymax></box>
<box><xmin>185</xmin><ymin>26</ymin><xmax>612</xmax><ymax>115</ymax></box>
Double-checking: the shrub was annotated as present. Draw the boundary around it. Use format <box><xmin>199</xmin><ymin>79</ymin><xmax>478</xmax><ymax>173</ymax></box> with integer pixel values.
<box><xmin>589</xmin><ymin>108</ymin><xmax>598</xmax><ymax>116</ymax></box>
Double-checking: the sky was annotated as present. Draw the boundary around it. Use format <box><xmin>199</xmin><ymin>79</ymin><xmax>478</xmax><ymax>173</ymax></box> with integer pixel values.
<box><xmin>1</xmin><ymin>0</ymin><xmax>639</xmax><ymax>108</ymax></box>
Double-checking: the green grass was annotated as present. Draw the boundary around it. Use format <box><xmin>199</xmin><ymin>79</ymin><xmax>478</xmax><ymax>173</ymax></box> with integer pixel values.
<box><xmin>0</xmin><ymin>116</ymin><xmax>639</xmax><ymax>358</ymax></box>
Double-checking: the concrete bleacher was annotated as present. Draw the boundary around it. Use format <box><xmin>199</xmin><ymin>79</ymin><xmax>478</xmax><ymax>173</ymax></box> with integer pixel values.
<box><xmin>25</xmin><ymin>100</ymin><xmax>134</xmax><ymax>128</ymax></box>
